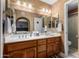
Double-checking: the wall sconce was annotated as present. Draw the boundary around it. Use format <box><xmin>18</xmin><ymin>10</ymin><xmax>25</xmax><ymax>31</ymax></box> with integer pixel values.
<box><xmin>16</xmin><ymin>0</ymin><xmax>33</xmax><ymax>10</ymax></box>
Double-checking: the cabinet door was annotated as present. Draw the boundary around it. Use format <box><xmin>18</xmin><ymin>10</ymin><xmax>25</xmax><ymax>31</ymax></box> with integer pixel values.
<box><xmin>47</xmin><ymin>45</ymin><xmax>54</xmax><ymax>57</ymax></box>
<box><xmin>54</xmin><ymin>37</ymin><xmax>61</xmax><ymax>54</ymax></box>
<box><xmin>25</xmin><ymin>47</ymin><xmax>37</xmax><ymax>58</ymax></box>
<box><xmin>8</xmin><ymin>50</ymin><xmax>26</xmax><ymax>58</ymax></box>
<box><xmin>7</xmin><ymin>47</ymin><xmax>36</xmax><ymax>58</ymax></box>
<box><xmin>54</xmin><ymin>42</ymin><xmax>61</xmax><ymax>54</ymax></box>
<box><xmin>38</xmin><ymin>45</ymin><xmax>46</xmax><ymax>52</ymax></box>
<box><xmin>38</xmin><ymin>52</ymin><xmax>46</xmax><ymax>58</ymax></box>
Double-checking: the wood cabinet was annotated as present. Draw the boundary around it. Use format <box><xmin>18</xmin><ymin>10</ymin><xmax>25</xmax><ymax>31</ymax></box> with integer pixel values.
<box><xmin>24</xmin><ymin>47</ymin><xmax>37</xmax><ymax>58</ymax></box>
<box><xmin>47</xmin><ymin>37</ymin><xmax>62</xmax><ymax>57</ymax></box>
<box><xmin>4</xmin><ymin>47</ymin><xmax>36</xmax><ymax>58</ymax></box>
<box><xmin>37</xmin><ymin>39</ymin><xmax>46</xmax><ymax>58</ymax></box>
<box><xmin>4</xmin><ymin>36</ymin><xmax>62</xmax><ymax>58</ymax></box>
<box><xmin>47</xmin><ymin>44</ymin><xmax>54</xmax><ymax>57</ymax></box>
<box><xmin>4</xmin><ymin>40</ymin><xmax>37</xmax><ymax>58</ymax></box>
<box><xmin>54</xmin><ymin>37</ymin><xmax>62</xmax><ymax>54</ymax></box>
<box><xmin>38</xmin><ymin>52</ymin><xmax>46</xmax><ymax>58</ymax></box>
<box><xmin>5</xmin><ymin>49</ymin><xmax>26</xmax><ymax>58</ymax></box>
<box><xmin>47</xmin><ymin>37</ymin><xmax>55</xmax><ymax>56</ymax></box>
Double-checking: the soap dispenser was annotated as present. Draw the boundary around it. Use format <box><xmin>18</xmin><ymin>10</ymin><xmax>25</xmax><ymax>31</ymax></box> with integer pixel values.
<box><xmin>44</xmin><ymin>25</ymin><xmax>47</xmax><ymax>34</ymax></box>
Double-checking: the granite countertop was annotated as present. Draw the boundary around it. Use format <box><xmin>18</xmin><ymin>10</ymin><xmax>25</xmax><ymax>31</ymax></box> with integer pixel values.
<box><xmin>5</xmin><ymin>33</ymin><xmax>61</xmax><ymax>44</ymax></box>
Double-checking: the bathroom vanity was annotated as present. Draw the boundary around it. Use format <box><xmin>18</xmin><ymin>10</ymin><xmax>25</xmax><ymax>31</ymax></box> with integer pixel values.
<box><xmin>3</xmin><ymin>0</ymin><xmax>63</xmax><ymax>58</ymax></box>
<box><xmin>4</xmin><ymin>33</ymin><xmax>62</xmax><ymax>58</ymax></box>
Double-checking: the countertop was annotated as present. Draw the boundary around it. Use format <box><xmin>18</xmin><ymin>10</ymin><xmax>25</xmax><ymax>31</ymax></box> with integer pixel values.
<box><xmin>5</xmin><ymin>33</ymin><xmax>61</xmax><ymax>44</ymax></box>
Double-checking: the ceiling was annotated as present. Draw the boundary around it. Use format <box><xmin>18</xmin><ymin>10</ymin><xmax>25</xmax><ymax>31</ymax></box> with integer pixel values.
<box><xmin>40</xmin><ymin>0</ymin><xmax>58</xmax><ymax>5</ymax></box>
<box><xmin>68</xmin><ymin>1</ymin><xmax>78</xmax><ymax>11</ymax></box>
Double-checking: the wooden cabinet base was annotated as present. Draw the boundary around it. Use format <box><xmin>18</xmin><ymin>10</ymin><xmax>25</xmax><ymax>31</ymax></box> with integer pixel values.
<box><xmin>4</xmin><ymin>37</ymin><xmax>62</xmax><ymax>58</ymax></box>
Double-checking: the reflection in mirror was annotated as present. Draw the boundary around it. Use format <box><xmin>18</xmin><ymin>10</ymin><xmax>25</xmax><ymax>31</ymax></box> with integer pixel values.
<box><xmin>3</xmin><ymin>8</ymin><xmax>14</xmax><ymax>34</ymax></box>
<box><xmin>47</xmin><ymin>16</ymin><xmax>51</xmax><ymax>28</ymax></box>
<box><xmin>52</xmin><ymin>17</ymin><xmax>59</xmax><ymax>28</ymax></box>
<box><xmin>16</xmin><ymin>17</ymin><xmax>30</xmax><ymax>32</ymax></box>
<box><xmin>5</xmin><ymin>0</ymin><xmax>61</xmax><ymax>34</ymax></box>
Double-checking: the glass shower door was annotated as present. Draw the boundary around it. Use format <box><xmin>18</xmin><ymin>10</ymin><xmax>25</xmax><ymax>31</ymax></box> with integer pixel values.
<box><xmin>68</xmin><ymin>13</ymin><xmax>78</xmax><ymax>54</ymax></box>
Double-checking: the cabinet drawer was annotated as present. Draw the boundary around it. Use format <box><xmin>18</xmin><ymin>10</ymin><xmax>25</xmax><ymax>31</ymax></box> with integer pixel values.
<box><xmin>38</xmin><ymin>45</ymin><xmax>46</xmax><ymax>52</ymax></box>
<box><xmin>5</xmin><ymin>40</ymin><xmax>37</xmax><ymax>52</ymax></box>
<box><xmin>38</xmin><ymin>52</ymin><xmax>46</xmax><ymax>58</ymax></box>
<box><xmin>47</xmin><ymin>38</ymin><xmax>55</xmax><ymax>43</ymax></box>
<box><xmin>54</xmin><ymin>37</ymin><xmax>61</xmax><ymax>42</ymax></box>
<box><xmin>38</xmin><ymin>39</ymin><xmax>46</xmax><ymax>45</ymax></box>
<box><xmin>55</xmin><ymin>41</ymin><xmax>61</xmax><ymax>45</ymax></box>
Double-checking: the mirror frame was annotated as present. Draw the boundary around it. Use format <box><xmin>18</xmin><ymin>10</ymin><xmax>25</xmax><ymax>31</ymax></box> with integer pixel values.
<box><xmin>16</xmin><ymin>17</ymin><xmax>30</xmax><ymax>32</ymax></box>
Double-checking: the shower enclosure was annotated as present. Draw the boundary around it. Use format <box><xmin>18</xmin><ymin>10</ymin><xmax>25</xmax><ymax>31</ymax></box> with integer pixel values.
<box><xmin>64</xmin><ymin>0</ymin><xmax>78</xmax><ymax>56</ymax></box>
<box><xmin>68</xmin><ymin>11</ymin><xmax>78</xmax><ymax>54</ymax></box>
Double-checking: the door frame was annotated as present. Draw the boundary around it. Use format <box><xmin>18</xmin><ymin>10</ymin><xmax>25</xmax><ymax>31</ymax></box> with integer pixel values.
<box><xmin>64</xmin><ymin>0</ymin><xmax>78</xmax><ymax>56</ymax></box>
<box><xmin>0</xmin><ymin>0</ymin><xmax>6</xmax><ymax>57</ymax></box>
<box><xmin>78</xmin><ymin>0</ymin><xmax>79</xmax><ymax>53</ymax></box>
<box><xmin>0</xmin><ymin>0</ymin><xmax>4</xmax><ymax>57</ymax></box>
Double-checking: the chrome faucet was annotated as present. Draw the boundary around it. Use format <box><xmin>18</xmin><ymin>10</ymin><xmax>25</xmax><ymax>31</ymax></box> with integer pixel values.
<box><xmin>30</xmin><ymin>32</ymin><xmax>32</xmax><ymax>37</ymax></box>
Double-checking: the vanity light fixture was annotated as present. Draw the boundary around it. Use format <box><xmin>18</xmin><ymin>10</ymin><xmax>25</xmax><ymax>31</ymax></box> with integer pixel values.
<box><xmin>16</xmin><ymin>0</ymin><xmax>21</xmax><ymax>6</ymax></box>
<box><xmin>42</xmin><ymin>8</ymin><xmax>49</xmax><ymax>13</ymax></box>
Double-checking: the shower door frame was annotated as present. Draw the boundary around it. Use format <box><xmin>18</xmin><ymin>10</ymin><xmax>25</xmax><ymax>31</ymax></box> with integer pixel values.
<box><xmin>64</xmin><ymin>0</ymin><xmax>78</xmax><ymax>57</ymax></box>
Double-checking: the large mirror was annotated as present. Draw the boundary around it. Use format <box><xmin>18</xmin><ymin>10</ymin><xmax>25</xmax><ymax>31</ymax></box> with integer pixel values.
<box><xmin>4</xmin><ymin>0</ymin><xmax>60</xmax><ymax>34</ymax></box>
<box><xmin>16</xmin><ymin>17</ymin><xmax>30</xmax><ymax>31</ymax></box>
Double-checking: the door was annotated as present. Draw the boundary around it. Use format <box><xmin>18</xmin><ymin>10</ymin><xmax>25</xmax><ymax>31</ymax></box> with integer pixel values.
<box><xmin>64</xmin><ymin>0</ymin><xmax>78</xmax><ymax>56</ymax></box>
<box><xmin>8</xmin><ymin>50</ymin><xmax>26</xmax><ymax>58</ymax></box>
<box><xmin>25</xmin><ymin>47</ymin><xmax>37</xmax><ymax>58</ymax></box>
<box><xmin>7</xmin><ymin>47</ymin><xmax>36</xmax><ymax>58</ymax></box>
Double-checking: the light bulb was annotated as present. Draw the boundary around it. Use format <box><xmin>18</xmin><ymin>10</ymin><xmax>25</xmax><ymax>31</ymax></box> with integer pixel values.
<box><xmin>42</xmin><ymin>8</ymin><xmax>49</xmax><ymax>13</ymax></box>
<box><xmin>28</xmin><ymin>3</ymin><xmax>32</xmax><ymax>9</ymax></box>
<box><xmin>23</xmin><ymin>2</ymin><xmax>26</xmax><ymax>7</ymax></box>
<box><xmin>45</xmin><ymin>8</ymin><xmax>48</xmax><ymax>13</ymax></box>
<box><xmin>16</xmin><ymin>0</ymin><xmax>21</xmax><ymax>5</ymax></box>
<box><xmin>42</xmin><ymin>8</ymin><xmax>45</xmax><ymax>12</ymax></box>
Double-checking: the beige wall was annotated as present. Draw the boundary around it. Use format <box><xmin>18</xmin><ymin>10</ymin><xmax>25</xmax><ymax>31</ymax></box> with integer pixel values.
<box><xmin>78</xmin><ymin>0</ymin><xmax>79</xmax><ymax>52</ymax></box>
<box><xmin>51</xmin><ymin>0</ymin><xmax>79</xmax><ymax>52</ymax></box>
<box><xmin>51</xmin><ymin>0</ymin><xmax>69</xmax><ymax>52</ymax></box>
<box><xmin>52</xmin><ymin>0</ymin><xmax>68</xmax><ymax>23</ymax></box>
